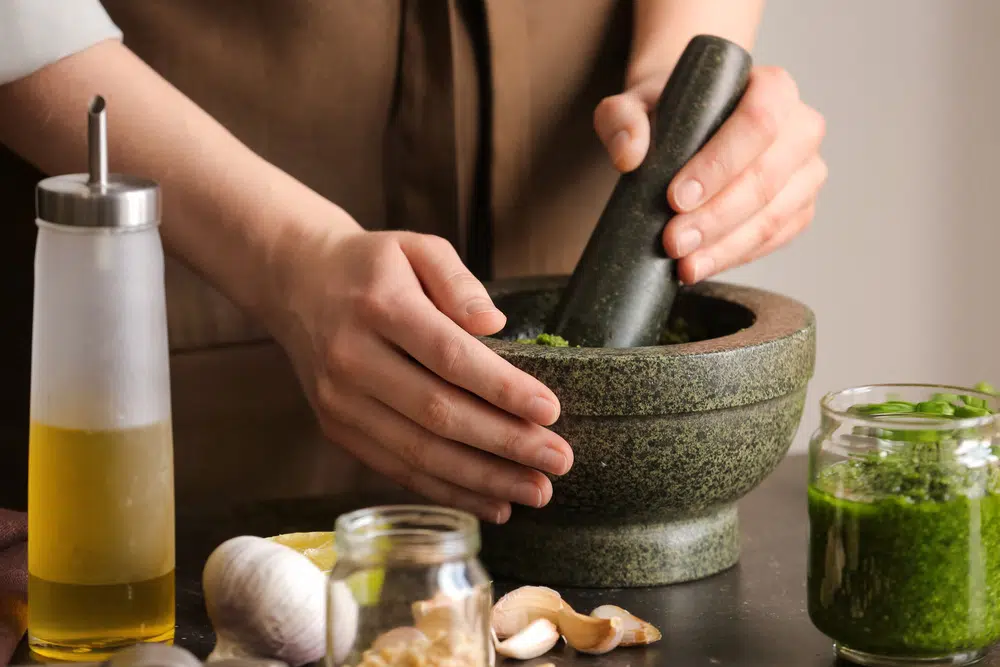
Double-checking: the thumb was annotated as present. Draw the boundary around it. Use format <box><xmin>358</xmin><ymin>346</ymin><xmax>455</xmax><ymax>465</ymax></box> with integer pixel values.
<box><xmin>594</xmin><ymin>77</ymin><xmax>662</xmax><ymax>173</ymax></box>
<box><xmin>398</xmin><ymin>233</ymin><xmax>507</xmax><ymax>337</ymax></box>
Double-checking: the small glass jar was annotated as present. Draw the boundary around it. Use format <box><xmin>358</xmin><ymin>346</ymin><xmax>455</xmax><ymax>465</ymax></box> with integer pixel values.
<box><xmin>326</xmin><ymin>506</ymin><xmax>493</xmax><ymax>667</ymax></box>
<box><xmin>808</xmin><ymin>384</ymin><xmax>1000</xmax><ymax>667</ymax></box>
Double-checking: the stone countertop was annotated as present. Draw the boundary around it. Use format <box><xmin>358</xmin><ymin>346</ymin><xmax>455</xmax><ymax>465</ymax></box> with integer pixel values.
<box><xmin>16</xmin><ymin>453</ymin><xmax>1000</xmax><ymax>666</ymax></box>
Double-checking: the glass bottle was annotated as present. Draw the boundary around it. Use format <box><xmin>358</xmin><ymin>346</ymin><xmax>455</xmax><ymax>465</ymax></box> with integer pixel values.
<box><xmin>27</xmin><ymin>97</ymin><xmax>175</xmax><ymax>660</ymax></box>
<box><xmin>807</xmin><ymin>384</ymin><xmax>1000</xmax><ymax>666</ymax></box>
<box><xmin>327</xmin><ymin>506</ymin><xmax>493</xmax><ymax>667</ymax></box>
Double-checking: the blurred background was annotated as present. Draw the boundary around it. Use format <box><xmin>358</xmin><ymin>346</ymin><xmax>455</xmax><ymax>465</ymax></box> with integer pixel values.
<box><xmin>731</xmin><ymin>0</ymin><xmax>1000</xmax><ymax>452</ymax></box>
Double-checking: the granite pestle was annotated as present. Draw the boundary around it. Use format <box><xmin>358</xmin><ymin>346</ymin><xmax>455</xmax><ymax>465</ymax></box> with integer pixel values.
<box><xmin>548</xmin><ymin>35</ymin><xmax>753</xmax><ymax>348</ymax></box>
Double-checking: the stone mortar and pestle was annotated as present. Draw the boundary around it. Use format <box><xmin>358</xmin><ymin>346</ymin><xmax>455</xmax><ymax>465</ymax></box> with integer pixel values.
<box><xmin>479</xmin><ymin>35</ymin><xmax>816</xmax><ymax>588</ymax></box>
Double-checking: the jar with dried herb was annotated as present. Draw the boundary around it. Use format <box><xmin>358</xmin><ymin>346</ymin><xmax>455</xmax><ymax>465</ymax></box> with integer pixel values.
<box><xmin>807</xmin><ymin>384</ymin><xmax>1000</xmax><ymax>666</ymax></box>
<box><xmin>326</xmin><ymin>506</ymin><xmax>493</xmax><ymax>667</ymax></box>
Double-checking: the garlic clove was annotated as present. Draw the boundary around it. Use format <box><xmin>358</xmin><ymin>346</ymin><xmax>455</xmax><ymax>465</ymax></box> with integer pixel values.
<box><xmin>590</xmin><ymin>604</ymin><xmax>662</xmax><ymax>646</ymax></box>
<box><xmin>412</xmin><ymin>592</ymin><xmax>466</xmax><ymax>641</ymax></box>
<box><xmin>494</xmin><ymin>618</ymin><xmax>561</xmax><ymax>660</ymax></box>
<box><xmin>557</xmin><ymin>604</ymin><xmax>624</xmax><ymax>655</ymax></box>
<box><xmin>491</xmin><ymin>586</ymin><xmax>564</xmax><ymax>639</ymax></box>
<box><xmin>412</xmin><ymin>591</ymin><xmax>452</xmax><ymax>617</ymax></box>
<box><xmin>371</xmin><ymin>626</ymin><xmax>428</xmax><ymax>653</ymax></box>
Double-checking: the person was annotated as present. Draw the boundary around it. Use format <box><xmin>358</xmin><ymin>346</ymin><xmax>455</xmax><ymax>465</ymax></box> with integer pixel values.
<box><xmin>0</xmin><ymin>1</ymin><xmax>826</xmax><ymax>522</ymax></box>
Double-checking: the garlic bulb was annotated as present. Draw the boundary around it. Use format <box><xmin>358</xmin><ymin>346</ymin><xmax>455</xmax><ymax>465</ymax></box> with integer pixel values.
<box><xmin>327</xmin><ymin>577</ymin><xmax>360</xmax><ymax>665</ymax></box>
<box><xmin>203</xmin><ymin>535</ymin><xmax>355</xmax><ymax>667</ymax></box>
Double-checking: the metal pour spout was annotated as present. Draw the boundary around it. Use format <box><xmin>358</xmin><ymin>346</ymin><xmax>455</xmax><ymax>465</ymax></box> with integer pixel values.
<box><xmin>87</xmin><ymin>95</ymin><xmax>108</xmax><ymax>189</ymax></box>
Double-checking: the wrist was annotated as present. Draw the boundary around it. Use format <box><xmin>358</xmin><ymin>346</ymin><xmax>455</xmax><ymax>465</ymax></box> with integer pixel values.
<box><xmin>245</xmin><ymin>180</ymin><xmax>364</xmax><ymax>344</ymax></box>
<box><xmin>625</xmin><ymin>0</ymin><xmax>763</xmax><ymax>92</ymax></box>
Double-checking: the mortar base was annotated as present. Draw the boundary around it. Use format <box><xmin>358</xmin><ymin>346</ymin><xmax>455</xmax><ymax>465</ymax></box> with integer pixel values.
<box><xmin>481</xmin><ymin>504</ymin><xmax>740</xmax><ymax>588</ymax></box>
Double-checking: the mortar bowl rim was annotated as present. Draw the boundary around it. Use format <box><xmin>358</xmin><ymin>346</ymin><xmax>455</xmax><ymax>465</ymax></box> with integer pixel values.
<box><xmin>481</xmin><ymin>274</ymin><xmax>814</xmax><ymax>358</ymax></box>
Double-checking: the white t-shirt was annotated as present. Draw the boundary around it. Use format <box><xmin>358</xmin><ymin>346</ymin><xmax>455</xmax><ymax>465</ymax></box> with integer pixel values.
<box><xmin>0</xmin><ymin>0</ymin><xmax>122</xmax><ymax>85</ymax></box>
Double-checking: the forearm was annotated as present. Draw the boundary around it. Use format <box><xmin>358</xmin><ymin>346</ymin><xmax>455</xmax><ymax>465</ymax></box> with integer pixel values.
<box><xmin>0</xmin><ymin>39</ymin><xmax>362</xmax><ymax>329</ymax></box>
<box><xmin>628</xmin><ymin>0</ymin><xmax>765</xmax><ymax>86</ymax></box>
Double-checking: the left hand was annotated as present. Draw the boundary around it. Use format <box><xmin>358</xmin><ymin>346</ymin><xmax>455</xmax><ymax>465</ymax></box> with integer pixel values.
<box><xmin>594</xmin><ymin>65</ymin><xmax>827</xmax><ymax>283</ymax></box>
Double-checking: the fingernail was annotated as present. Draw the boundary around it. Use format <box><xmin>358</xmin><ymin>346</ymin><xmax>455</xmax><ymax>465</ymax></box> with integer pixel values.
<box><xmin>528</xmin><ymin>396</ymin><xmax>559</xmax><ymax>425</ymax></box>
<box><xmin>690</xmin><ymin>256</ymin><xmax>716</xmax><ymax>282</ymax></box>
<box><xmin>466</xmin><ymin>298</ymin><xmax>498</xmax><ymax>315</ymax></box>
<box><xmin>674</xmin><ymin>179</ymin><xmax>704</xmax><ymax>211</ymax></box>
<box><xmin>513</xmin><ymin>482</ymin><xmax>543</xmax><ymax>508</ymax></box>
<box><xmin>610</xmin><ymin>130</ymin><xmax>630</xmax><ymax>168</ymax></box>
<box><xmin>673</xmin><ymin>228</ymin><xmax>703</xmax><ymax>257</ymax></box>
<box><xmin>541</xmin><ymin>446</ymin><xmax>570</xmax><ymax>475</ymax></box>
<box><xmin>493</xmin><ymin>505</ymin><xmax>511</xmax><ymax>524</ymax></box>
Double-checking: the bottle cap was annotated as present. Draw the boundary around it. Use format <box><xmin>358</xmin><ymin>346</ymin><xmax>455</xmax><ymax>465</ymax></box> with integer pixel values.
<box><xmin>35</xmin><ymin>96</ymin><xmax>160</xmax><ymax>230</ymax></box>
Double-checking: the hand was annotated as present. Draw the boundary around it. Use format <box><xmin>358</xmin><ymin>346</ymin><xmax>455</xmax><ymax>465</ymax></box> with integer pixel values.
<box><xmin>595</xmin><ymin>65</ymin><xmax>827</xmax><ymax>283</ymax></box>
<box><xmin>274</xmin><ymin>229</ymin><xmax>574</xmax><ymax>524</ymax></box>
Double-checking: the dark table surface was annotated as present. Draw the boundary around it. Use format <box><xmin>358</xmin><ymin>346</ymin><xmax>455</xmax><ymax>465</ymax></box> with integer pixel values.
<box><xmin>15</xmin><ymin>453</ymin><xmax>1000</xmax><ymax>666</ymax></box>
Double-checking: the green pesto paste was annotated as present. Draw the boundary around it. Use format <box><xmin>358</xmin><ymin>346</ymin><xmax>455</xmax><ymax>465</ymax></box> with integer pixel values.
<box><xmin>513</xmin><ymin>318</ymin><xmax>699</xmax><ymax>348</ymax></box>
<box><xmin>660</xmin><ymin>316</ymin><xmax>695</xmax><ymax>344</ymax></box>
<box><xmin>808</xmin><ymin>445</ymin><xmax>1000</xmax><ymax>657</ymax></box>
<box><xmin>515</xmin><ymin>333</ymin><xmax>572</xmax><ymax>347</ymax></box>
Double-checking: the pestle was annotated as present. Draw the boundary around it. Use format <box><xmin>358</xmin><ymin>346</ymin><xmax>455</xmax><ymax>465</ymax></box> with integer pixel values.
<box><xmin>547</xmin><ymin>35</ymin><xmax>752</xmax><ymax>348</ymax></box>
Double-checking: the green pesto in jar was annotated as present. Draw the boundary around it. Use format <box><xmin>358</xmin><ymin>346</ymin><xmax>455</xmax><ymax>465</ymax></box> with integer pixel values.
<box><xmin>808</xmin><ymin>442</ymin><xmax>1000</xmax><ymax>657</ymax></box>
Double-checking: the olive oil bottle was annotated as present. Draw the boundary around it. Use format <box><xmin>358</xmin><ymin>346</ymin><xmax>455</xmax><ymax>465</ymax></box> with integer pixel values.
<box><xmin>28</xmin><ymin>97</ymin><xmax>175</xmax><ymax>660</ymax></box>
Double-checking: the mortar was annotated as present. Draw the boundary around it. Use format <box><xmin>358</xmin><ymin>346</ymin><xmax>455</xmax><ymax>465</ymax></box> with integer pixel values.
<box><xmin>479</xmin><ymin>275</ymin><xmax>815</xmax><ymax>587</ymax></box>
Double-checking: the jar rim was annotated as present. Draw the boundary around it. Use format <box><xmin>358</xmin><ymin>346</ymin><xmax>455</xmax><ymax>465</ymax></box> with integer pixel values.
<box><xmin>334</xmin><ymin>505</ymin><xmax>480</xmax><ymax>564</ymax></box>
<box><xmin>820</xmin><ymin>383</ymin><xmax>999</xmax><ymax>430</ymax></box>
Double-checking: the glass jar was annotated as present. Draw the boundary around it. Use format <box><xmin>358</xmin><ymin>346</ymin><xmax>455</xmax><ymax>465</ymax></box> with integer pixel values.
<box><xmin>326</xmin><ymin>506</ymin><xmax>493</xmax><ymax>667</ymax></box>
<box><xmin>808</xmin><ymin>384</ymin><xmax>1000</xmax><ymax>666</ymax></box>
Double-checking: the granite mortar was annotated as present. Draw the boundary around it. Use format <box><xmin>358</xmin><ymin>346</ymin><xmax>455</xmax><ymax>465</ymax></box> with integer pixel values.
<box><xmin>479</xmin><ymin>275</ymin><xmax>815</xmax><ymax>587</ymax></box>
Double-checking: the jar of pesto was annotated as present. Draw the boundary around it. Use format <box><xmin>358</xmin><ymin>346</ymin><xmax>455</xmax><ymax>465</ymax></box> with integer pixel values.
<box><xmin>808</xmin><ymin>384</ymin><xmax>1000</xmax><ymax>666</ymax></box>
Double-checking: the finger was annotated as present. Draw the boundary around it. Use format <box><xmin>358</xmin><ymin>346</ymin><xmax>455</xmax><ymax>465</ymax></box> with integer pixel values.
<box><xmin>593</xmin><ymin>88</ymin><xmax>653</xmax><ymax>173</ymax></box>
<box><xmin>326</xmin><ymin>330</ymin><xmax>573</xmax><ymax>475</ymax></box>
<box><xmin>667</xmin><ymin>66</ymin><xmax>801</xmax><ymax>213</ymax></box>
<box><xmin>361</xmin><ymin>281</ymin><xmax>563</xmax><ymax>427</ymax></box>
<box><xmin>732</xmin><ymin>200</ymin><xmax>816</xmax><ymax>270</ymax></box>
<box><xmin>324</xmin><ymin>419</ymin><xmax>512</xmax><ymax>524</ymax></box>
<box><xmin>398</xmin><ymin>233</ymin><xmax>506</xmax><ymax>337</ymax></box>
<box><xmin>317</xmin><ymin>381</ymin><xmax>553</xmax><ymax>508</ymax></box>
<box><xmin>664</xmin><ymin>103</ymin><xmax>825</xmax><ymax>259</ymax></box>
<box><xmin>678</xmin><ymin>155</ymin><xmax>827</xmax><ymax>283</ymax></box>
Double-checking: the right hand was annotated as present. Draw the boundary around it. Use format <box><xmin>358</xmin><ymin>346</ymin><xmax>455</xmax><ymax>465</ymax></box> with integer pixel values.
<box><xmin>274</xmin><ymin>228</ymin><xmax>574</xmax><ymax>523</ymax></box>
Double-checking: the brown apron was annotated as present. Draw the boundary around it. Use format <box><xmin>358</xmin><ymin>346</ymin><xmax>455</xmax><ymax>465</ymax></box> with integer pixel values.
<box><xmin>0</xmin><ymin>0</ymin><xmax>631</xmax><ymax>510</ymax></box>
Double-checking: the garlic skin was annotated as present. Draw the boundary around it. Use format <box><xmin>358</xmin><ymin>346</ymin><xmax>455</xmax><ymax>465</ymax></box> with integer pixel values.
<box><xmin>203</xmin><ymin>535</ymin><xmax>345</xmax><ymax>667</ymax></box>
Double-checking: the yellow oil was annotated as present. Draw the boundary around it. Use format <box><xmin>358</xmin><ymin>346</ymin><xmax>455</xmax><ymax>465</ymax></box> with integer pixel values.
<box><xmin>27</xmin><ymin>420</ymin><xmax>176</xmax><ymax>660</ymax></box>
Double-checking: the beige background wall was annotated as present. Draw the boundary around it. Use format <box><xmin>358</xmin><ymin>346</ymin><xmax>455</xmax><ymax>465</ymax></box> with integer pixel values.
<box><xmin>732</xmin><ymin>1</ymin><xmax>1000</xmax><ymax>452</ymax></box>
